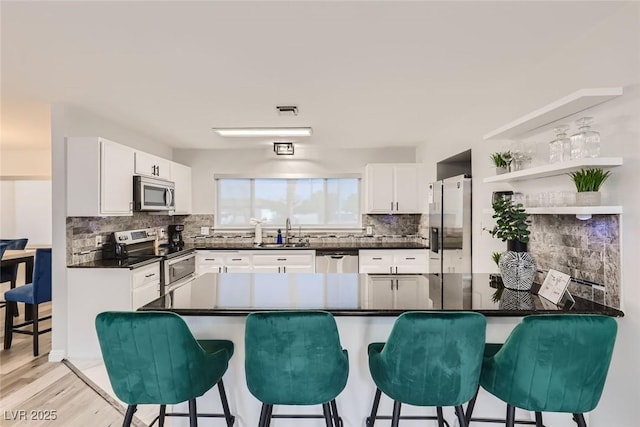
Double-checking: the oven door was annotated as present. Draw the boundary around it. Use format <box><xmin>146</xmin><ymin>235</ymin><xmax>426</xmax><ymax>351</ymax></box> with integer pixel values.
<box><xmin>164</xmin><ymin>252</ymin><xmax>196</xmax><ymax>291</ymax></box>
<box><xmin>134</xmin><ymin>176</ymin><xmax>175</xmax><ymax>211</ymax></box>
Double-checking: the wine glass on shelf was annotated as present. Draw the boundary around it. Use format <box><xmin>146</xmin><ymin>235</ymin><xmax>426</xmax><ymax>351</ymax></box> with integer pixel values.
<box><xmin>509</xmin><ymin>141</ymin><xmax>525</xmax><ymax>171</ymax></box>
<box><xmin>523</xmin><ymin>140</ymin><xmax>538</xmax><ymax>168</ymax></box>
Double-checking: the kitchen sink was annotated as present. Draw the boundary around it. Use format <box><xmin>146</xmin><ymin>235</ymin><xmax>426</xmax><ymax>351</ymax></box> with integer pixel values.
<box><xmin>258</xmin><ymin>243</ymin><xmax>310</xmax><ymax>249</ymax></box>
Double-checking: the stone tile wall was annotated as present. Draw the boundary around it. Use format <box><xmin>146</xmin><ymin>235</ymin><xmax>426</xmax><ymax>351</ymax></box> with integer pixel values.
<box><xmin>66</xmin><ymin>213</ymin><xmax>183</xmax><ymax>265</ymax></box>
<box><xmin>66</xmin><ymin>213</ymin><xmax>428</xmax><ymax>264</ymax></box>
<box><xmin>528</xmin><ymin>214</ymin><xmax>620</xmax><ymax>308</ymax></box>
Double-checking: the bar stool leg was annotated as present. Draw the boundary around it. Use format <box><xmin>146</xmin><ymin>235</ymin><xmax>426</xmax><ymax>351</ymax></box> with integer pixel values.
<box><xmin>322</xmin><ymin>403</ymin><xmax>333</xmax><ymax>427</ymax></box>
<box><xmin>573</xmin><ymin>413</ymin><xmax>587</xmax><ymax>427</ymax></box>
<box><xmin>123</xmin><ymin>404</ymin><xmax>137</xmax><ymax>427</ymax></box>
<box><xmin>437</xmin><ymin>406</ymin><xmax>445</xmax><ymax>427</ymax></box>
<box><xmin>390</xmin><ymin>401</ymin><xmax>401</xmax><ymax>427</ymax></box>
<box><xmin>535</xmin><ymin>411</ymin><xmax>544</xmax><ymax>427</ymax></box>
<box><xmin>506</xmin><ymin>404</ymin><xmax>516</xmax><ymax>427</ymax></box>
<box><xmin>367</xmin><ymin>388</ymin><xmax>382</xmax><ymax>427</ymax></box>
<box><xmin>455</xmin><ymin>405</ymin><xmax>468</xmax><ymax>427</ymax></box>
<box><xmin>217</xmin><ymin>379</ymin><xmax>235</xmax><ymax>427</ymax></box>
<box><xmin>465</xmin><ymin>386</ymin><xmax>480</xmax><ymax>423</ymax></box>
<box><xmin>330</xmin><ymin>399</ymin><xmax>341</xmax><ymax>427</ymax></box>
<box><xmin>158</xmin><ymin>405</ymin><xmax>166</xmax><ymax>427</ymax></box>
<box><xmin>265</xmin><ymin>404</ymin><xmax>273</xmax><ymax>427</ymax></box>
<box><xmin>188</xmin><ymin>398</ymin><xmax>198</xmax><ymax>427</ymax></box>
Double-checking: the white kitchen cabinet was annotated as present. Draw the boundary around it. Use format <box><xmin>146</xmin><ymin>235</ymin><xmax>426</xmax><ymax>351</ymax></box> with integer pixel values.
<box><xmin>252</xmin><ymin>250</ymin><xmax>315</xmax><ymax>274</ymax></box>
<box><xmin>67</xmin><ymin>261</ymin><xmax>161</xmax><ymax>359</ymax></box>
<box><xmin>365</xmin><ymin>275</ymin><xmax>431</xmax><ymax>309</ymax></box>
<box><xmin>365</xmin><ymin>163</ymin><xmax>424</xmax><ymax>213</ymax></box>
<box><xmin>170</xmin><ymin>161</ymin><xmax>192</xmax><ymax>214</ymax></box>
<box><xmin>196</xmin><ymin>251</ymin><xmax>252</xmax><ymax>274</ymax></box>
<box><xmin>67</xmin><ymin>137</ymin><xmax>134</xmax><ymax>216</ymax></box>
<box><xmin>135</xmin><ymin>151</ymin><xmax>171</xmax><ymax>180</ymax></box>
<box><xmin>359</xmin><ymin>249</ymin><xmax>428</xmax><ymax>274</ymax></box>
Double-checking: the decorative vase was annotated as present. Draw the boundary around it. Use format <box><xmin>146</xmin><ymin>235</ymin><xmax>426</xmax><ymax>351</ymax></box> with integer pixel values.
<box><xmin>499</xmin><ymin>289</ymin><xmax>534</xmax><ymax>310</ymax></box>
<box><xmin>498</xmin><ymin>240</ymin><xmax>536</xmax><ymax>291</ymax></box>
<box><xmin>496</xmin><ymin>166</ymin><xmax>508</xmax><ymax>175</ymax></box>
<box><xmin>576</xmin><ymin>191</ymin><xmax>601</xmax><ymax>206</ymax></box>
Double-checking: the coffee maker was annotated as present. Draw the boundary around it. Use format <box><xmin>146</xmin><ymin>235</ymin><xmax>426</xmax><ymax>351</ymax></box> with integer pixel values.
<box><xmin>168</xmin><ymin>224</ymin><xmax>185</xmax><ymax>250</ymax></box>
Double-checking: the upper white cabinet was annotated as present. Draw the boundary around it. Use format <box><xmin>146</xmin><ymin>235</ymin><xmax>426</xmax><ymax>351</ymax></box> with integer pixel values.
<box><xmin>365</xmin><ymin>163</ymin><xmax>424</xmax><ymax>213</ymax></box>
<box><xmin>135</xmin><ymin>151</ymin><xmax>171</xmax><ymax>180</ymax></box>
<box><xmin>170</xmin><ymin>161</ymin><xmax>193</xmax><ymax>215</ymax></box>
<box><xmin>359</xmin><ymin>249</ymin><xmax>428</xmax><ymax>274</ymax></box>
<box><xmin>67</xmin><ymin>137</ymin><xmax>134</xmax><ymax>216</ymax></box>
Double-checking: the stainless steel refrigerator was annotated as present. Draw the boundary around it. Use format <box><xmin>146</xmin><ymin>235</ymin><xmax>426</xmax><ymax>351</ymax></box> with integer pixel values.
<box><xmin>428</xmin><ymin>175</ymin><xmax>472</xmax><ymax>277</ymax></box>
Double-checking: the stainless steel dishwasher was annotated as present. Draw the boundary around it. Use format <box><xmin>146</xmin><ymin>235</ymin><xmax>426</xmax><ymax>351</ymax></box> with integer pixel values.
<box><xmin>315</xmin><ymin>249</ymin><xmax>359</xmax><ymax>273</ymax></box>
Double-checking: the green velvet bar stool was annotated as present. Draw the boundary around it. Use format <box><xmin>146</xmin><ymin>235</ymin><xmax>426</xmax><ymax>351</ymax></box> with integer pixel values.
<box><xmin>245</xmin><ymin>311</ymin><xmax>349</xmax><ymax>427</ymax></box>
<box><xmin>367</xmin><ymin>311</ymin><xmax>487</xmax><ymax>427</ymax></box>
<box><xmin>466</xmin><ymin>314</ymin><xmax>617</xmax><ymax>427</ymax></box>
<box><xmin>95</xmin><ymin>311</ymin><xmax>235</xmax><ymax>427</ymax></box>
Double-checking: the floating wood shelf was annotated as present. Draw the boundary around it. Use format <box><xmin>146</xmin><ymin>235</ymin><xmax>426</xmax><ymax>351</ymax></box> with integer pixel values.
<box><xmin>483</xmin><ymin>157</ymin><xmax>623</xmax><ymax>183</ymax></box>
<box><xmin>483</xmin><ymin>87</ymin><xmax>623</xmax><ymax>140</ymax></box>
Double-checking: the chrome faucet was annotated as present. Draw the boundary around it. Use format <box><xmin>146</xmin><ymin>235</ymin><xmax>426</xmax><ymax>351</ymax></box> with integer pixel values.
<box><xmin>285</xmin><ymin>217</ymin><xmax>292</xmax><ymax>244</ymax></box>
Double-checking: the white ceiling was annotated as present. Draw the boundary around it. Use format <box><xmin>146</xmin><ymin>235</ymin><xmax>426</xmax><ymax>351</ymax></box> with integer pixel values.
<box><xmin>0</xmin><ymin>1</ymin><xmax>628</xmax><ymax>151</ymax></box>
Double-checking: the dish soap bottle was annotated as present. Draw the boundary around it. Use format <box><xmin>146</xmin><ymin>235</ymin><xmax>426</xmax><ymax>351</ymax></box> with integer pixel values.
<box><xmin>276</xmin><ymin>229</ymin><xmax>283</xmax><ymax>244</ymax></box>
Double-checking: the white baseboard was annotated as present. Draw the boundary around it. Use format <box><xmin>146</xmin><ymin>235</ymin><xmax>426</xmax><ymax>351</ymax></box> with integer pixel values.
<box><xmin>48</xmin><ymin>349</ymin><xmax>66</xmax><ymax>362</ymax></box>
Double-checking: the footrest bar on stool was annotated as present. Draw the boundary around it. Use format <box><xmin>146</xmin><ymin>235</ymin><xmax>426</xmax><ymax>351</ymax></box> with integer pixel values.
<box><xmin>468</xmin><ymin>417</ymin><xmax>541</xmax><ymax>425</ymax></box>
<box><xmin>149</xmin><ymin>412</ymin><xmax>236</xmax><ymax>426</ymax></box>
<box><xmin>367</xmin><ymin>415</ymin><xmax>451</xmax><ymax>427</ymax></box>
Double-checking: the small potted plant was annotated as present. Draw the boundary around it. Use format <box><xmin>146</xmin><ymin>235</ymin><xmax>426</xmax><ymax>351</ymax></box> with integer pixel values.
<box><xmin>490</xmin><ymin>152</ymin><xmax>512</xmax><ymax>174</ymax></box>
<box><xmin>568</xmin><ymin>168</ymin><xmax>611</xmax><ymax>206</ymax></box>
<box><xmin>489</xmin><ymin>251</ymin><xmax>503</xmax><ymax>289</ymax></box>
<box><xmin>488</xmin><ymin>196</ymin><xmax>536</xmax><ymax>291</ymax></box>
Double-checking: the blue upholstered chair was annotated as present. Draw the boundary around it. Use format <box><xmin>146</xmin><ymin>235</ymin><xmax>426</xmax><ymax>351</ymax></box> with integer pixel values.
<box><xmin>367</xmin><ymin>312</ymin><xmax>487</xmax><ymax>427</ymax></box>
<box><xmin>96</xmin><ymin>311</ymin><xmax>235</xmax><ymax>427</ymax></box>
<box><xmin>245</xmin><ymin>311</ymin><xmax>349</xmax><ymax>427</ymax></box>
<box><xmin>0</xmin><ymin>238</ymin><xmax>29</xmax><ymax>288</ymax></box>
<box><xmin>465</xmin><ymin>314</ymin><xmax>618</xmax><ymax>427</ymax></box>
<box><xmin>3</xmin><ymin>248</ymin><xmax>51</xmax><ymax>356</ymax></box>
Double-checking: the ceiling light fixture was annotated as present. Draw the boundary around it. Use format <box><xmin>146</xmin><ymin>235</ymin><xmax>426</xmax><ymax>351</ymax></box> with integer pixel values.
<box><xmin>273</xmin><ymin>142</ymin><xmax>294</xmax><ymax>155</ymax></box>
<box><xmin>212</xmin><ymin>127</ymin><xmax>312</xmax><ymax>137</ymax></box>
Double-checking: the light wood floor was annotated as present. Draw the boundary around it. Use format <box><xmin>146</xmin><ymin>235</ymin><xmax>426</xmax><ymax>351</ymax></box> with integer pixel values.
<box><xmin>0</xmin><ymin>284</ymin><xmax>146</xmax><ymax>426</ymax></box>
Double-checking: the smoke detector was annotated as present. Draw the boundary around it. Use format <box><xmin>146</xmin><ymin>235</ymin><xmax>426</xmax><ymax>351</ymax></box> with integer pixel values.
<box><xmin>276</xmin><ymin>105</ymin><xmax>298</xmax><ymax>116</ymax></box>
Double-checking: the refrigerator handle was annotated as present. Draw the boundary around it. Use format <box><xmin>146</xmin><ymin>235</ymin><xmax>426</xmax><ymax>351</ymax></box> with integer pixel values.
<box><xmin>431</xmin><ymin>227</ymin><xmax>439</xmax><ymax>253</ymax></box>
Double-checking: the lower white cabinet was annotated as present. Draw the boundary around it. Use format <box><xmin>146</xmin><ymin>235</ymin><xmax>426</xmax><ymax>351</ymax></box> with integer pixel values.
<box><xmin>359</xmin><ymin>249</ymin><xmax>428</xmax><ymax>274</ymax></box>
<box><xmin>67</xmin><ymin>261</ymin><xmax>161</xmax><ymax>359</ymax></box>
<box><xmin>252</xmin><ymin>250</ymin><xmax>315</xmax><ymax>273</ymax></box>
<box><xmin>365</xmin><ymin>275</ymin><xmax>432</xmax><ymax>310</ymax></box>
<box><xmin>196</xmin><ymin>250</ymin><xmax>315</xmax><ymax>274</ymax></box>
<box><xmin>196</xmin><ymin>251</ymin><xmax>251</xmax><ymax>274</ymax></box>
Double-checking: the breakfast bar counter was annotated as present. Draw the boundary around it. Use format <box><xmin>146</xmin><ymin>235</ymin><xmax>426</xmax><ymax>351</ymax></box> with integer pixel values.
<box><xmin>136</xmin><ymin>273</ymin><xmax>622</xmax><ymax>427</ymax></box>
<box><xmin>141</xmin><ymin>272</ymin><xmax>623</xmax><ymax>317</ymax></box>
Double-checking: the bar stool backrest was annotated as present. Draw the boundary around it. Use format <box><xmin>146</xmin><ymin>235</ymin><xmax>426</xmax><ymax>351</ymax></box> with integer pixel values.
<box><xmin>481</xmin><ymin>314</ymin><xmax>617</xmax><ymax>413</ymax></box>
<box><xmin>32</xmin><ymin>249</ymin><xmax>52</xmax><ymax>304</ymax></box>
<box><xmin>245</xmin><ymin>310</ymin><xmax>349</xmax><ymax>405</ymax></box>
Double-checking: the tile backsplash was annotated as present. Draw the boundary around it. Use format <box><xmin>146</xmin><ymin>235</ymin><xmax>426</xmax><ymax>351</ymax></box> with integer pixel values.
<box><xmin>66</xmin><ymin>213</ymin><xmax>428</xmax><ymax>265</ymax></box>
<box><xmin>528</xmin><ymin>214</ymin><xmax>620</xmax><ymax>308</ymax></box>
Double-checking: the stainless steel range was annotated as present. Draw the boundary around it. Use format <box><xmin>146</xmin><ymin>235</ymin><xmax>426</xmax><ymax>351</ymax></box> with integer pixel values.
<box><xmin>103</xmin><ymin>227</ymin><xmax>195</xmax><ymax>293</ymax></box>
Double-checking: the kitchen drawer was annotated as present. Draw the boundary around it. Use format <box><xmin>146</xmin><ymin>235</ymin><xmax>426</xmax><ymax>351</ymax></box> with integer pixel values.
<box><xmin>132</xmin><ymin>262</ymin><xmax>161</xmax><ymax>289</ymax></box>
<box><xmin>252</xmin><ymin>251</ymin><xmax>314</xmax><ymax>266</ymax></box>
<box><xmin>359</xmin><ymin>251</ymin><xmax>393</xmax><ymax>273</ymax></box>
<box><xmin>393</xmin><ymin>250</ymin><xmax>428</xmax><ymax>273</ymax></box>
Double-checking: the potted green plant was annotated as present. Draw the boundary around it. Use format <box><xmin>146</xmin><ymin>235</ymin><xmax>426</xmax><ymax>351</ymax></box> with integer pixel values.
<box><xmin>568</xmin><ymin>168</ymin><xmax>611</xmax><ymax>206</ymax></box>
<box><xmin>490</xmin><ymin>151</ymin><xmax>512</xmax><ymax>174</ymax></box>
<box><xmin>489</xmin><ymin>251</ymin><xmax>503</xmax><ymax>289</ymax></box>
<box><xmin>488</xmin><ymin>196</ymin><xmax>536</xmax><ymax>291</ymax></box>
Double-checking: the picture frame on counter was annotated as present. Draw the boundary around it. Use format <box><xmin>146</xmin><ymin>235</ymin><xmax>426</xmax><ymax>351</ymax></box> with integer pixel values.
<box><xmin>538</xmin><ymin>269</ymin><xmax>572</xmax><ymax>305</ymax></box>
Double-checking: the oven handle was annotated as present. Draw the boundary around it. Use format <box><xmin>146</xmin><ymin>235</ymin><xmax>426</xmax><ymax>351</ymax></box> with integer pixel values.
<box><xmin>166</xmin><ymin>253</ymin><xmax>196</xmax><ymax>266</ymax></box>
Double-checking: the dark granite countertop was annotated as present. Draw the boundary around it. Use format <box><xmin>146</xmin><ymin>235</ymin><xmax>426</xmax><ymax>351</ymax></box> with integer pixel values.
<box><xmin>185</xmin><ymin>242</ymin><xmax>428</xmax><ymax>251</ymax></box>
<box><xmin>68</xmin><ymin>256</ymin><xmax>162</xmax><ymax>269</ymax></box>
<box><xmin>140</xmin><ymin>273</ymin><xmax>624</xmax><ymax>317</ymax></box>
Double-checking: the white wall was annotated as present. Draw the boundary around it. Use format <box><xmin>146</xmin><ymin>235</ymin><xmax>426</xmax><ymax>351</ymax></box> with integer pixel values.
<box><xmin>0</xmin><ymin>180</ymin><xmax>52</xmax><ymax>245</ymax></box>
<box><xmin>173</xmin><ymin>146</ymin><xmax>416</xmax><ymax>214</ymax></box>
<box><xmin>50</xmin><ymin>104</ymin><xmax>175</xmax><ymax>361</ymax></box>
<box><xmin>418</xmin><ymin>4</ymin><xmax>640</xmax><ymax>426</ymax></box>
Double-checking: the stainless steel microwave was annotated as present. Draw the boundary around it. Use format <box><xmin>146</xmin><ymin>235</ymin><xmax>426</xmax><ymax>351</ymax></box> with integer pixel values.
<box><xmin>133</xmin><ymin>175</ymin><xmax>175</xmax><ymax>212</ymax></box>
